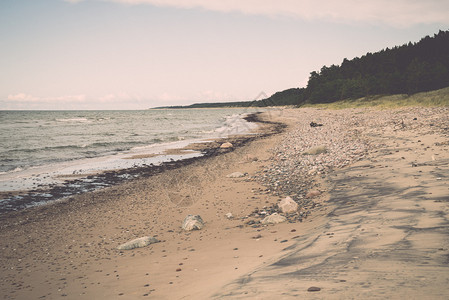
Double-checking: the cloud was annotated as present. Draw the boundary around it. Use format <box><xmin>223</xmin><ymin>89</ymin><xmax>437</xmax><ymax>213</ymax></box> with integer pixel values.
<box><xmin>7</xmin><ymin>93</ymin><xmax>39</xmax><ymax>102</ymax></box>
<box><xmin>7</xmin><ymin>93</ymin><xmax>87</xmax><ymax>103</ymax></box>
<box><xmin>4</xmin><ymin>93</ymin><xmax>151</xmax><ymax>110</ymax></box>
<box><xmin>71</xmin><ymin>0</ymin><xmax>449</xmax><ymax>27</ymax></box>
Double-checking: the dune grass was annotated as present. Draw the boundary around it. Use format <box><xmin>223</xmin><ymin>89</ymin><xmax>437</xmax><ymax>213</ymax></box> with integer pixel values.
<box><xmin>300</xmin><ymin>87</ymin><xmax>449</xmax><ymax>110</ymax></box>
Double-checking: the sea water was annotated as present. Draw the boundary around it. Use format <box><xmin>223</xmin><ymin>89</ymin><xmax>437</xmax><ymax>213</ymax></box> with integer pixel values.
<box><xmin>0</xmin><ymin>108</ymin><xmax>264</xmax><ymax>211</ymax></box>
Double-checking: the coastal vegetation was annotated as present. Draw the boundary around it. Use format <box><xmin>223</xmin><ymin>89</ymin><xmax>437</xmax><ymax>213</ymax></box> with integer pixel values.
<box><xmin>303</xmin><ymin>30</ymin><xmax>449</xmax><ymax>104</ymax></box>
<box><xmin>302</xmin><ymin>86</ymin><xmax>449</xmax><ymax>109</ymax></box>
<box><xmin>156</xmin><ymin>30</ymin><xmax>449</xmax><ymax>109</ymax></box>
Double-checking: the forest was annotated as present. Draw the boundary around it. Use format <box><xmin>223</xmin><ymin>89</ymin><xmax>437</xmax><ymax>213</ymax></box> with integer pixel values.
<box><xmin>155</xmin><ymin>30</ymin><xmax>449</xmax><ymax>108</ymax></box>
<box><xmin>303</xmin><ymin>30</ymin><xmax>449</xmax><ymax>104</ymax></box>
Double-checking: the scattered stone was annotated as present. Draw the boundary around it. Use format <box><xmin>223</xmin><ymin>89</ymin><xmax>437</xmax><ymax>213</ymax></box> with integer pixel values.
<box><xmin>261</xmin><ymin>213</ymin><xmax>287</xmax><ymax>225</ymax></box>
<box><xmin>182</xmin><ymin>215</ymin><xmax>204</xmax><ymax>231</ymax></box>
<box><xmin>310</xmin><ymin>121</ymin><xmax>323</xmax><ymax>127</ymax></box>
<box><xmin>225</xmin><ymin>212</ymin><xmax>234</xmax><ymax>219</ymax></box>
<box><xmin>226</xmin><ymin>172</ymin><xmax>246</xmax><ymax>178</ymax></box>
<box><xmin>220</xmin><ymin>142</ymin><xmax>233</xmax><ymax>149</ymax></box>
<box><xmin>176</xmin><ymin>268</ymin><xmax>182</xmax><ymax>272</ymax></box>
<box><xmin>117</xmin><ymin>236</ymin><xmax>159</xmax><ymax>250</ymax></box>
<box><xmin>307</xmin><ymin>286</ymin><xmax>321</xmax><ymax>292</ymax></box>
<box><xmin>306</xmin><ymin>190</ymin><xmax>321</xmax><ymax>198</ymax></box>
<box><xmin>280</xmin><ymin>239</ymin><xmax>288</xmax><ymax>243</ymax></box>
<box><xmin>303</xmin><ymin>146</ymin><xmax>327</xmax><ymax>155</ymax></box>
<box><xmin>278</xmin><ymin>196</ymin><xmax>298</xmax><ymax>213</ymax></box>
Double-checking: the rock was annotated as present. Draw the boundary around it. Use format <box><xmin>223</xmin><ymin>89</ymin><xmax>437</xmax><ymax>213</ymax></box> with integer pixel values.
<box><xmin>307</xmin><ymin>286</ymin><xmax>321</xmax><ymax>292</ymax></box>
<box><xmin>261</xmin><ymin>213</ymin><xmax>287</xmax><ymax>225</ymax></box>
<box><xmin>226</xmin><ymin>172</ymin><xmax>246</xmax><ymax>178</ymax></box>
<box><xmin>303</xmin><ymin>146</ymin><xmax>327</xmax><ymax>155</ymax></box>
<box><xmin>278</xmin><ymin>196</ymin><xmax>298</xmax><ymax>213</ymax></box>
<box><xmin>182</xmin><ymin>215</ymin><xmax>204</xmax><ymax>231</ymax></box>
<box><xmin>117</xmin><ymin>236</ymin><xmax>159</xmax><ymax>250</ymax></box>
<box><xmin>220</xmin><ymin>142</ymin><xmax>233</xmax><ymax>149</ymax></box>
<box><xmin>225</xmin><ymin>212</ymin><xmax>234</xmax><ymax>219</ymax></box>
<box><xmin>310</xmin><ymin>121</ymin><xmax>323</xmax><ymax>127</ymax></box>
<box><xmin>306</xmin><ymin>190</ymin><xmax>321</xmax><ymax>198</ymax></box>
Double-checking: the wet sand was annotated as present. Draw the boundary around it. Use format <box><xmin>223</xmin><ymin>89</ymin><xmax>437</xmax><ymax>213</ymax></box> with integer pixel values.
<box><xmin>1</xmin><ymin>107</ymin><xmax>448</xmax><ymax>299</ymax></box>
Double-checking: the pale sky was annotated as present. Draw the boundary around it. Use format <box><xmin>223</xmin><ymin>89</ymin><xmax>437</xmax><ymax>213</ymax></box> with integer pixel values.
<box><xmin>1</xmin><ymin>0</ymin><xmax>448</xmax><ymax>110</ymax></box>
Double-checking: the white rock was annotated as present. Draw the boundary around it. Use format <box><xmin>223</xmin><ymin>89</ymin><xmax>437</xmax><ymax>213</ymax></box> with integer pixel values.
<box><xmin>117</xmin><ymin>236</ymin><xmax>159</xmax><ymax>250</ymax></box>
<box><xmin>306</xmin><ymin>190</ymin><xmax>321</xmax><ymax>198</ymax></box>
<box><xmin>220</xmin><ymin>142</ymin><xmax>233</xmax><ymax>149</ymax></box>
<box><xmin>278</xmin><ymin>196</ymin><xmax>298</xmax><ymax>214</ymax></box>
<box><xmin>261</xmin><ymin>213</ymin><xmax>287</xmax><ymax>225</ymax></box>
<box><xmin>182</xmin><ymin>215</ymin><xmax>204</xmax><ymax>231</ymax></box>
<box><xmin>226</xmin><ymin>172</ymin><xmax>246</xmax><ymax>178</ymax></box>
<box><xmin>225</xmin><ymin>212</ymin><xmax>234</xmax><ymax>219</ymax></box>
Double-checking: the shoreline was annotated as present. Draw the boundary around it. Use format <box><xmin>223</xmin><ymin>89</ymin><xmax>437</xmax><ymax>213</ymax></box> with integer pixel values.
<box><xmin>0</xmin><ymin>112</ymin><xmax>284</xmax><ymax>215</ymax></box>
<box><xmin>1</xmin><ymin>107</ymin><xmax>448</xmax><ymax>299</ymax></box>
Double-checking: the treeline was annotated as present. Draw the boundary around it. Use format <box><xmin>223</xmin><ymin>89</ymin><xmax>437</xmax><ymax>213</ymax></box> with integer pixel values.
<box><xmin>303</xmin><ymin>30</ymin><xmax>449</xmax><ymax>103</ymax></box>
<box><xmin>154</xmin><ymin>88</ymin><xmax>306</xmax><ymax>109</ymax></box>
<box><xmin>154</xmin><ymin>100</ymin><xmax>268</xmax><ymax>109</ymax></box>
<box><xmin>155</xmin><ymin>30</ymin><xmax>449</xmax><ymax>109</ymax></box>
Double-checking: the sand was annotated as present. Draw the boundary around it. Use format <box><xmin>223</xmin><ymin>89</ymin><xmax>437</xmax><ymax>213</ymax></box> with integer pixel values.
<box><xmin>1</xmin><ymin>107</ymin><xmax>448</xmax><ymax>299</ymax></box>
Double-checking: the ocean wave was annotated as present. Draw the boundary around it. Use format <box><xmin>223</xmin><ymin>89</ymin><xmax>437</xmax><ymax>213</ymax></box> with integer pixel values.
<box><xmin>55</xmin><ymin>118</ymin><xmax>90</xmax><ymax>123</ymax></box>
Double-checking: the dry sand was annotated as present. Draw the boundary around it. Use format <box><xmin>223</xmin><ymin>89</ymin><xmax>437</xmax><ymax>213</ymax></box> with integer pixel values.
<box><xmin>0</xmin><ymin>107</ymin><xmax>448</xmax><ymax>300</ymax></box>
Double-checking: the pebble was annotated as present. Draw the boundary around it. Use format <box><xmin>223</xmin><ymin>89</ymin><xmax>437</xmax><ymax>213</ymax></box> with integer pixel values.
<box><xmin>252</xmin><ymin>108</ymin><xmax>407</xmax><ymax>221</ymax></box>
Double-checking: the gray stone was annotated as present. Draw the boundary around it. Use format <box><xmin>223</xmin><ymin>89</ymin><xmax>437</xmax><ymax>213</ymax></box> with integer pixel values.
<box><xmin>182</xmin><ymin>215</ymin><xmax>204</xmax><ymax>231</ymax></box>
<box><xmin>261</xmin><ymin>213</ymin><xmax>287</xmax><ymax>225</ymax></box>
<box><xmin>117</xmin><ymin>236</ymin><xmax>159</xmax><ymax>250</ymax></box>
<box><xmin>226</xmin><ymin>172</ymin><xmax>246</xmax><ymax>178</ymax></box>
<box><xmin>225</xmin><ymin>212</ymin><xmax>234</xmax><ymax>219</ymax></box>
<box><xmin>278</xmin><ymin>196</ymin><xmax>298</xmax><ymax>213</ymax></box>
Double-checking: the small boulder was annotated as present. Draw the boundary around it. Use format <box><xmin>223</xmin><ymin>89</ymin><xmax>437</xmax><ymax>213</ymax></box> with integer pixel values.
<box><xmin>306</xmin><ymin>190</ymin><xmax>321</xmax><ymax>198</ymax></box>
<box><xmin>225</xmin><ymin>212</ymin><xmax>234</xmax><ymax>219</ymax></box>
<box><xmin>182</xmin><ymin>215</ymin><xmax>204</xmax><ymax>231</ymax></box>
<box><xmin>117</xmin><ymin>236</ymin><xmax>159</xmax><ymax>250</ymax></box>
<box><xmin>303</xmin><ymin>146</ymin><xmax>327</xmax><ymax>155</ymax></box>
<box><xmin>226</xmin><ymin>172</ymin><xmax>246</xmax><ymax>178</ymax></box>
<box><xmin>220</xmin><ymin>142</ymin><xmax>233</xmax><ymax>149</ymax></box>
<box><xmin>278</xmin><ymin>196</ymin><xmax>298</xmax><ymax>214</ymax></box>
<box><xmin>310</xmin><ymin>121</ymin><xmax>323</xmax><ymax>127</ymax></box>
<box><xmin>261</xmin><ymin>213</ymin><xmax>287</xmax><ymax>225</ymax></box>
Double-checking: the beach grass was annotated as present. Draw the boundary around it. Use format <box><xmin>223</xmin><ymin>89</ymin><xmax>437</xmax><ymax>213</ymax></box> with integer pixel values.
<box><xmin>300</xmin><ymin>86</ymin><xmax>449</xmax><ymax>109</ymax></box>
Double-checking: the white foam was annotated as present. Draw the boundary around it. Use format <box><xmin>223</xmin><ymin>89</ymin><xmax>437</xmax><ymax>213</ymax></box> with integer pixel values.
<box><xmin>56</xmin><ymin>118</ymin><xmax>90</xmax><ymax>123</ymax></box>
<box><xmin>0</xmin><ymin>111</ymin><xmax>262</xmax><ymax>194</ymax></box>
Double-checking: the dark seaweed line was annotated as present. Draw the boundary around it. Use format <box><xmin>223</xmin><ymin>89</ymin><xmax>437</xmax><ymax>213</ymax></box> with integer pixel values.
<box><xmin>0</xmin><ymin>112</ymin><xmax>286</xmax><ymax>215</ymax></box>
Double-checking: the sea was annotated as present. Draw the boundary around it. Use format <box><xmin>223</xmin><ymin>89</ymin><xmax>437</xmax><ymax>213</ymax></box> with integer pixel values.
<box><xmin>0</xmin><ymin>108</ymin><xmax>265</xmax><ymax>213</ymax></box>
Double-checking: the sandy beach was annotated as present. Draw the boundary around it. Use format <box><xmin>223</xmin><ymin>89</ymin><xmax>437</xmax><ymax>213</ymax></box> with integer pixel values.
<box><xmin>1</xmin><ymin>107</ymin><xmax>448</xmax><ymax>299</ymax></box>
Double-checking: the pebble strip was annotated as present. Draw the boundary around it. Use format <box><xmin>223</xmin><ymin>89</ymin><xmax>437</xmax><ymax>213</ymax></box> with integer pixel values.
<box><xmin>252</xmin><ymin>106</ymin><xmax>449</xmax><ymax>219</ymax></box>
